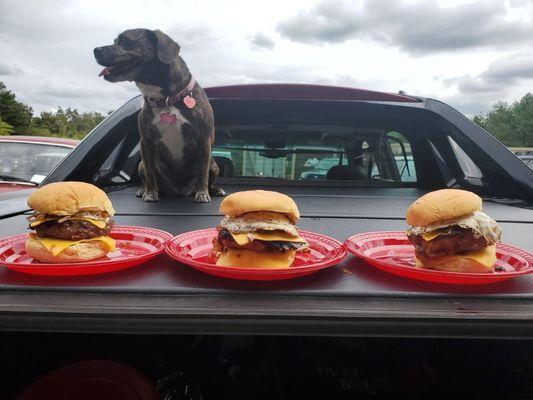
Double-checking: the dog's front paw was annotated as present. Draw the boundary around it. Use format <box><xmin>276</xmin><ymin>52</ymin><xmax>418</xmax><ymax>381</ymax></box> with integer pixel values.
<box><xmin>194</xmin><ymin>192</ymin><xmax>211</xmax><ymax>203</ymax></box>
<box><xmin>136</xmin><ymin>186</ymin><xmax>145</xmax><ymax>198</ymax></box>
<box><xmin>210</xmin><ymin>187</ymin><xmax>226</xmax><ymax>197</ymax></box>
<box><xmin>142</xmin><ymin>190</ymin><xmax>160</xmax><ymax>202</ymax></box>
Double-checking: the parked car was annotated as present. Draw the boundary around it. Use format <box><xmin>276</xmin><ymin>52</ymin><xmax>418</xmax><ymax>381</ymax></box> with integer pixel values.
<box><xmin>516</xmin><ymin>154</ymin><xmax>533</xmax><ymax>169</ymax></box>
<box><xmin>1</xmin><ymin>84</ymin><xmax>533</xmax><ymax>398</ymax></box>
<box><xmin>509</xmin><ymin>148</ymin><xmax>533</xmax><ymax>170</ymax></box>
<box><xmin>521</xmin><ymin>155</ymin><xmax>533</xmax><ymax>169</ymax></box>
<box><xmin>0</xmin><ymin>136</ymin><xmax>78</xmax><ymax>192</ymax></box>
<box><xmin>299</xmin><ymin>156</ymin><xmax>347</xmax><ymax>180</ymax></box>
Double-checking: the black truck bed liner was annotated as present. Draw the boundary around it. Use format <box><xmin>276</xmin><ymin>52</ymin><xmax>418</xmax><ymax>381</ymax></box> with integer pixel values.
<box><xmin>0</xmin><ymin>186</ymin><xmax>532</xmax><ymax>337</ymax></box>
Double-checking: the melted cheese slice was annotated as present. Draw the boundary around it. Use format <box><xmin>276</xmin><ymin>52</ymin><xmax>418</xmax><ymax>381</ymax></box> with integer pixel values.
<box><xmin>415</xmin><ymin>246</ymin><xmax>496</xmax><ymax>272</ymax></box>
<box><xmin>421</xmin><ymin>231</ymin><xmax>444</xmax><ymax>241</ymax></box>
<box><xmin>230</xmin><ymin>231</ymin><xmax>307</xmax><ymax>246</ymax></box>
<box><xmin>27</xmin><ymin>234</ymin><xmax>116</xmax><ymax>256</ymax></box>
<box><xmin>464</xmin><ymin>245</ymin><xmax>497</xmax><ymax>266</ymax></box>
<box><xmin>30</xmin><ymin>217</ymin><xmax>107</xmax><ymax>229</ymax></box>
<box><xmin>216</xmin><ymin>249</ymin><xmax>295</xmax><ymax>269</ymax></box>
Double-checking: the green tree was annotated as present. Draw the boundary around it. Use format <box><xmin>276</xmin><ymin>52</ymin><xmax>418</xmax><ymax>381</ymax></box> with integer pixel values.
<box><xmin>0</xmin><ymin>82</ymin><xmax>106</xmax><ymax>138</ymax></box>
<box><xmin>32</xmin><ymin>106</ymin><xmax>105</xmax><ymax>138</ymax></box>
<box><xmin>0</xmin><ymin>117</ymin><xmax>14</xmax><ymax>135</ymax></box>
<box><xmin>0</xmin><ymin>81</ymin><xmax>33</xmax><ymax>129</ymax></box>
<box><xmin>473</xmin><ymin>93</ymin><xmax>533</xmax><ymax>147</ymax></box>
<box><xmin>16</xmin><ymin>126</ymin><xmax>52</xmax><ymax>136</ymax></box>
<box><xmin>64</xmin><ymin>107</ymin><xmax>105</xmax><ymax>136</ymax></box>
<box><xmin>33</xmin><ymin>108</ymin><xmax>69</xmax><ymax>136</ymax></box>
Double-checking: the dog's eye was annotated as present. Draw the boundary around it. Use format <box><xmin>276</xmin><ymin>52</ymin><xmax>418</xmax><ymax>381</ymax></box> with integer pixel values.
<box><xmin>118</xmin><ymin>37</ymin><xmax>132</xmax><ymax>48</ymax></box>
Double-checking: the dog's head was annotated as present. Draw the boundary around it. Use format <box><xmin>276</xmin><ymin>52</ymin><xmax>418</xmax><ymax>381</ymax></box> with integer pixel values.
<box><xmin>93</xmin><ymin>29</ymin><xmax>180</xmax><ymax>83</ymax></box>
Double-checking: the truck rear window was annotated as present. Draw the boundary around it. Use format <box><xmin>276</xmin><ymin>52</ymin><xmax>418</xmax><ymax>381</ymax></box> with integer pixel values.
<box><xmin>213</xmin><ymin>126</ymin><xmax>415</xmax><ymax>183</ymax></box>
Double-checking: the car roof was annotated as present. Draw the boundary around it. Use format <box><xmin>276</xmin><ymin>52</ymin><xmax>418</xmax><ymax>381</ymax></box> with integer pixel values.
<box><xmin>204</xmin><ymin>84</ymin><xmax>423</xmax><ymax>103</ymax></box>
<box><xmin>0</xmin><ymin>136</ymin><xmax>79</xmax><ymax>147</ymax></box>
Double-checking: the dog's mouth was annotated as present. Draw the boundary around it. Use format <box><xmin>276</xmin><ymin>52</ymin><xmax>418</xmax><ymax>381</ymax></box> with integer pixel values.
<box><xmin>98</xmin><ymin>59</ymin><xmax>139</xmax><ymax>77</ymax></box>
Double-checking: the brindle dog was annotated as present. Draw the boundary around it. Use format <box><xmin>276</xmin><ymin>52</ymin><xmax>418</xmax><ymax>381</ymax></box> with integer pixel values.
<box><xmin>94</xmin><ymin>28</ymin><xmax>224</xmax><ymax>202</ymax></box>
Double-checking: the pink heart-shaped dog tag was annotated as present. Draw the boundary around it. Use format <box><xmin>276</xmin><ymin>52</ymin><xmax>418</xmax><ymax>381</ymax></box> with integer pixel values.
<box><xmin>183</xmin><ymin>95</ymin><xmax>196</xmax><ymax>109</ymax></box>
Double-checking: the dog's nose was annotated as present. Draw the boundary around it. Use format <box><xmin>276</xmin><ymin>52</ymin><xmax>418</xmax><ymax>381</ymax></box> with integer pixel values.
<box><xmin>93</xmin><ymin>47</ymin><xmax>102</xmax><ymax>58</ymax></box>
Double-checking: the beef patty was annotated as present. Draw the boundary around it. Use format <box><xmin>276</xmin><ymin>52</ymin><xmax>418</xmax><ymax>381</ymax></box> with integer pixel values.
<box><xmin>214</xmin><ymin>229</ymin><xmax>305</xmax><ymax>253</ymax></box>
<box><xmin>408</xmin><ymin>227</ymin><xmax>488</xmax><ymax>259</ymax></box>
<box><xmin>34</xmin><ymin>219</ymin><xmax>113</xmax><ymax>241</ymax></box>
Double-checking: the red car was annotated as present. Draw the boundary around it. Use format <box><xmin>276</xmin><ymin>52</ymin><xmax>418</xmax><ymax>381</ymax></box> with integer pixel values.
<box><xmin>0</xmin><ymin>136</ymin><xmax>79</xmax><ymax>193</ymax></box>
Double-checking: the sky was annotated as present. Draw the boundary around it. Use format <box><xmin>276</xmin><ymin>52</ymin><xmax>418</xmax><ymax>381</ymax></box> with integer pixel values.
<box><xmin>0</xmin><ymin>0</ymin><xmax>532</xmax><ymax>117</ymax></box>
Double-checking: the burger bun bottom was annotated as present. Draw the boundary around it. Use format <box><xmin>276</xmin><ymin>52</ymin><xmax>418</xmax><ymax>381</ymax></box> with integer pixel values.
<box><xmin>25</xmin><ymin>239</ymin><xmax>110</xmax><ymax>263</ymax></box>
<box><xmin>415</xmin><ymin>245</ymin><xmax>496</xmax><ymax>273</ymax></box>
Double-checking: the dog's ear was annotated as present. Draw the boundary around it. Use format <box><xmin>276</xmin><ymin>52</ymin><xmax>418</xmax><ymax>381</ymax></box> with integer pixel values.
<box><xmin>152</xmin><ymin>29</ymin><xmax>180</xmax><ymax>64</ymax></box>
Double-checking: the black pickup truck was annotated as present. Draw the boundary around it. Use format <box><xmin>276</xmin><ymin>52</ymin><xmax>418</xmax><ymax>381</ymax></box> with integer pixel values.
<box><xmin>1</xmin><ymin>84</ymin><xmax>533</xmax><ymax>399</ymax></box>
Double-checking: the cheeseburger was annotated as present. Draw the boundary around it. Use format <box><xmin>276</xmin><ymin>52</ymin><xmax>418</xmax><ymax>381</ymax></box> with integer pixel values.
<box><xmin>406</xmin><ymin>189</ymin><xmax>502</xmax><ymax>272</ymax></box>
<box><xmin>213</xmin><ymin>190</ymin><xmax>308</xmax><ymax>268</ymax></box>
<box><xmin>25</xmin><ymin>182</ymin><xmax>116</xmax><ymax>263</ymax></box>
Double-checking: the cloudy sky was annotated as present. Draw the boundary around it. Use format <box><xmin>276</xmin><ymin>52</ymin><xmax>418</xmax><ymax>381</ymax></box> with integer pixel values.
<box><xmin>0</xmin><ymin>0</ymin><xmax>532</xmax><ymax>116</ymax></box>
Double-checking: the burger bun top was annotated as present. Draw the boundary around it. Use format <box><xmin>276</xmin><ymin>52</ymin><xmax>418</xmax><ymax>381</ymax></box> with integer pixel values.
<box><xmin>27</xmin><ymin>181</ymin><xmax>115</xmax><ymax>217</ymax></box>
<box><xmin>406</xmin><ymin>189</ymin><xmax>481</xmax><ymax>227</ymax></box>
<box><xmin>220</xmin><ymin>190</ymin><xmax>300</xmax><ymax>221</ymax></box>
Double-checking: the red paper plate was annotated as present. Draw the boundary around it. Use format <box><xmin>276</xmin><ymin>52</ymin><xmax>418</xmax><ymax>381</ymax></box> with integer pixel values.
<box><xmin>165</xmin><ymin>228</ymin><xmax>346</xmax><ymax>281</ymax></box>
<box><xmin>18</xmin><ymin>360</ymin><xmax>159</xmax><ymax>400</ymax></box>
<box><xmin>0</xmin><ymin>225</ymin><xmax>173</xmax><ymax>276</ymax></box>
<box><xmin>345</xmin><ymin>231</ymin><xmax>533</xmax><ymax>285</ymax></box>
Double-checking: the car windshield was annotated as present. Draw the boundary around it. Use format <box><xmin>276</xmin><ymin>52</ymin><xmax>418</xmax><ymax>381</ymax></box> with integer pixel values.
<box><xmin>0</xmin><ymin>142</ymin><xmax>71</xmax><ymax>183</ymax></box>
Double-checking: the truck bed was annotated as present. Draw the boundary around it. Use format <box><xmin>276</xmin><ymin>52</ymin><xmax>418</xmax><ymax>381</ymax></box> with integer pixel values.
<box><xmin>0</xmin><ymin>186</ymin><xmax>532</xmax><ymax>337</ymax></box>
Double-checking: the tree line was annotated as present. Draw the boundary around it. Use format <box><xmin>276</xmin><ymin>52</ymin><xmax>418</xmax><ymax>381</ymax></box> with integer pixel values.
<box><xmin>0</xmin><ymin>80</ymin><xmax>532</xmax><ymax>146</ymax></box>
<box><xmin>0</xmin><ymin>81</ymin><xmax>107</xmax><ymax>139</ymax></box>
<box><xmin>473</xmin><ymin>93</ymin><xmax>533</xmax><ymax>147</ymax></box>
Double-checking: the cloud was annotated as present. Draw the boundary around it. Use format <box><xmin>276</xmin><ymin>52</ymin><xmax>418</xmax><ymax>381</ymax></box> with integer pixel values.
<box><xmin>36</xmin><ymin>82</ymin><xmax>128</xmax><ymax>99</ymax></box>
<box><xmin>509</xmin><ymin>0</ymin><xmax>532</xmax><ymax>6</ymax></box>
<box><xmin>445</xmin><ymin>53</ymin><xmax>533</xmax><ymax>95</ymax></box>
<box><xmin>438</xmin><ymin>52</ymin><xmax>533</xmax><ymax>117</ymax></box>
<box><xmin>0</xmin><ymin>0</ymin><xmax>529</xmax><ymax>119</ymax></box>
<box><xmin>24</xmin><ymin>81</ymin><xmax>138</xmax><ymax>115</ymax></box>
<box><xmin>441</xmin><ymin>93</ymin><xmax>498</xmax><ymax>117</ymax></box>
<box><xmin>277</xmin><ymin>0</ymin><xmax>362</xmax><ymax>45</ymax></box>
<box><xmin>276</xmin><ymin>0</ymin><xmax>532</xmax><ymax>54</ymax></box>
<box><xmin>201</xmin><ymin>60</ymin><xmax>380</xmax><ymax>94</ymax></box>
<box><xmin>250</xmin><ymin>32</ymin><xmax>275</xmax><ymax>50</ymax></box>
<box><xmin>0</xmin><ymin>0</ymin><xmax>221</xmax><ymax>114</ymax></box>
<box><xmin>479</xmin><ymin>53</ymin><xmax>533</xmax><ymax>85</ymax></box>
<box><xmin>0</xmin><ymin>62</ymin><xmax>22</xmax><ymax>76</ymax></box>
<box><xmin>0</xmin><ymin>0</ymin><xmax>110</xmax><ymax>44</ymax></box>
<box><xmin>165</xmin><ymin>26</ymin><xmax>220</xmax><ymax>50</ymax></box>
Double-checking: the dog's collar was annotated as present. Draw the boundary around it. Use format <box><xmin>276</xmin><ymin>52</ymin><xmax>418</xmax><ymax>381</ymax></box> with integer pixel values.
<box><xmin>145</xmin><ymin>77</ymin><xmax>195</xmax><ymax>108</ymax></box>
